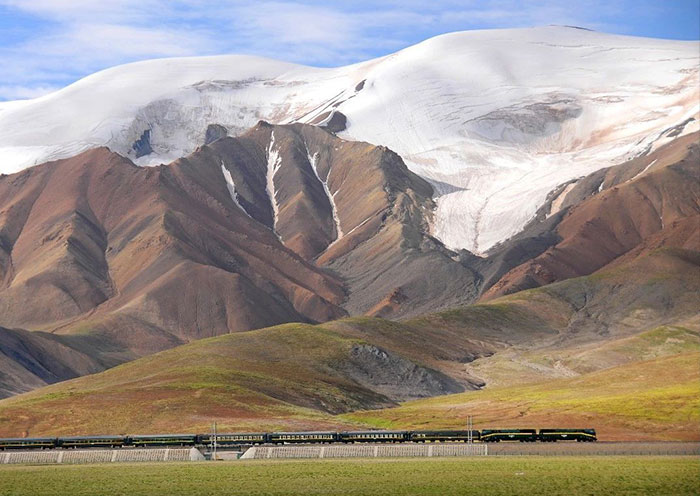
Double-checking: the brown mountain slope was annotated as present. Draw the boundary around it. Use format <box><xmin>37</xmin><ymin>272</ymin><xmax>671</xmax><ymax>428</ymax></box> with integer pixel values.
<box><xmin>204</xmin><ymin>122</ymin><xmax>479</xmax><ymax>318</ymax></box>
<box><xmin>0</xmin><ymin>326</ymin><xmax>107</xmax><ymax>398</ymax></box>
<box><xmin>482</xmin><ymin>132</ymin><xmax>700</xmax><ymax>300</ymax></box>
<box><xmin>0</xmin><ymin>247</ymin><xmax>696</xmax><ymax>436</ymax></box>
<box><xmin>0</xmin><ymin>144</ymin><xmax>346</xmax><ymax>351</ymax></box>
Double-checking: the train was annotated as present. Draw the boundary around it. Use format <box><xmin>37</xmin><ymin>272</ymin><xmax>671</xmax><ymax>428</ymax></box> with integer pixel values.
<box><xmin>0</xmin><ymin>428</ymin><xmax>596</xmax><ymax>450</ymax></box>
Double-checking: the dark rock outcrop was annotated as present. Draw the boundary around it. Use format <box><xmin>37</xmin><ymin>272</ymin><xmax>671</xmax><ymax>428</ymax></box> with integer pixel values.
<box><xmin>204</xmin><ymin>124</ymin><xmax>228</xmax><ymax>144</ymax></box>
<box><xmin>131</xmin><ymin>129</ymin><xmax>153</xmax><ymax>157</ymax></box>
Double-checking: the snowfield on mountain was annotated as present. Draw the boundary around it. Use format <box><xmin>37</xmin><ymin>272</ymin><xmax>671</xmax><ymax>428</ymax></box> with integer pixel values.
<box><xmin>0</xmin><ymin>26</ymin><xmax>697</xmax><ymax>253</ymax></box>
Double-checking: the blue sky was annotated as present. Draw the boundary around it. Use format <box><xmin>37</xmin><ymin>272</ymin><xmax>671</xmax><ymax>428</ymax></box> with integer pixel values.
<box><xmin>1</xmin><ymin>0</ymin><xmax>698</xmax><ymax>101</ymax></box>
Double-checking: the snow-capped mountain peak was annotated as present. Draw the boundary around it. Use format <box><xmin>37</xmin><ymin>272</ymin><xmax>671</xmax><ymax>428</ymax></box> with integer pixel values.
<box><xmin>0</xmin><ymin>26</ymin><xmax>697</xmax><ymax>252</ymax></box>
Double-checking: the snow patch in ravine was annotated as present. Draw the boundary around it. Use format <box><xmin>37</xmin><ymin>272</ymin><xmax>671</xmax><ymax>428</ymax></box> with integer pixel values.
<box><xmin>306</xmin><ymin>145</ymin><xmax>343</xmax><ymax>242</ymax></box>
<box><xmin>630</xmin><ymin>159</ymin><xmax>657</xmax><ymax>182</ymax></box>
<box><xmin>220</xmin><ymin>162</ymin><xmax>251</xmax><ymax>217</ymax></box>
<box><xmin>266</xmin><ymin>132</ymin><xmax>282</xmax><ymax>237</ymax></box>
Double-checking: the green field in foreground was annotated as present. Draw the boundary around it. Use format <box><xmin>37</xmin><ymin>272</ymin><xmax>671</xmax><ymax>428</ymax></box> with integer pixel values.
<box><xmin>2</xmin><ymin>457</ymin><xmax>698</xmax><ymax>496</ymax></box>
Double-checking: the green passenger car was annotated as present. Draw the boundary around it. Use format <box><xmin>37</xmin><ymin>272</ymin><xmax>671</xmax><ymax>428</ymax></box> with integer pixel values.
<box><xmin>268</xmin><ymin>432</ymin><xmax>338</xmax><ymax>444</ymax></box>
<box><xmin>0</xmin><ymin>438</ymin><xmax>57</xmax><ymax>450</ymax></box>
<box><xmin>198</xmin><ymin>433</ymin><xmax>267</xmax><ymax>446</ymax></box>
<box><xmin>481</xmin><ymin>429</ymin><xmax>538</xmax><ymax>442</ymax></box>
<box><xmin>58</xmin><ymin>436</ymin><xmax>127</xmax><ymax>449</ymax></box>
<box><xmin>410</xmin><ymin>430</ymin><xmax>481</xmax><ymax>442</ymax></box>
<box><xmin>340</xmin><ymin>431</ymin><xmax>409</xmax><ymax>443</ymax></box>
<box><xmin>128</xmin><ymin>434</ymin><xmax>197</xmax><ymax>447</ymax></box>
<box><xmin>538</xmin><ymin>429</ymin><xmax>597</xmax><ymax>442</ymax></box>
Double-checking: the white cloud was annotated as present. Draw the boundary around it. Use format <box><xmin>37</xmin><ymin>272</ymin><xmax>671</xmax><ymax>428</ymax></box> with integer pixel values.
<box><xmin>0</xmin><ymin>84</ymin><xmax>60</xmax><ymax>100</ymax></box>
<box><xmin>36</xmin><ymin>23</ymin><xmax>209</xmax><ymax>60</ymax></box>
<box><xmin>0</xmin><ymin>0</ymin><xmax>165</xmax><ymax>22</ymax></box>
<box><xmin>0</xmin><ymin>0</ymin><xmax>637</xmax><ymax>100</ymax></box>
<box><xmin>234</xmin><ymin>2</ymin><xmax>357</xmax><ymax>45</ymax></box>
<box><xmin>0</xmin><ymin>1</ymin><xmax>216</xmax><ymax>99</ymax></box>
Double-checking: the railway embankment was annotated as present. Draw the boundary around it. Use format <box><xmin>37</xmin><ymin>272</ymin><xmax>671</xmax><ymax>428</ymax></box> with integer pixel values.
<box><xmin>238</xmin><ymin>442</ymin><xmax>700</xmax><ymax>460</ymax></box>
<box><xmin>1</xmin><ymin>448</ymin><xmax>204</xmax><ymax>465</ymax></box>
<box><xmin>240</xmin><ymin>444</ymin><xmax>488</xmax><ymax>459</ymax></box>
<box><xmin>3</xmin><ymin>442</ymin><xmax>698</xmax><ymax>465</ymax></box>
<box><xmin>485</xmin><ymin>442</ymin><xmax>700</xmax><ymax>456</ymax></box>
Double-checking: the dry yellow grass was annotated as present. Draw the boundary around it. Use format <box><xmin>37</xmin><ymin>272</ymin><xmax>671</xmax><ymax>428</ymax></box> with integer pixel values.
<box><xmin>342</xmin><ymin>352</ymin><xmax>700</xmax><ymax>441</ymax></box>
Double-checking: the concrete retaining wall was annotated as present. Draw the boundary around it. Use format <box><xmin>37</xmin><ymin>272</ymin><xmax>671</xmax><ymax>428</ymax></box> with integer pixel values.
<box><xmin>1</xmin><ymin>448</ymin><xmax>204</xmax><ymax>465</ymax></box>
<box><xmin>487</xmin><ymin>442</ymin><xmax>700</xmax><ymax>456</ymax></box>
<box><xmin>240</xmin><ymin>444</ymin><xmax>488</xmax><ymax>459</ymax></box>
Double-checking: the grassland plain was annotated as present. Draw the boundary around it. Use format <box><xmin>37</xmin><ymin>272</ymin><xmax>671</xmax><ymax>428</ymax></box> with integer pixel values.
<box><xmin>1</xmin><ymin>457</ymin><xmax>698</xmax><ymax>496</ymax></box>
<box><xmin>343</xmin><ymin>352</ymin><xmax>700</xmax><ymax>440</ymax></box>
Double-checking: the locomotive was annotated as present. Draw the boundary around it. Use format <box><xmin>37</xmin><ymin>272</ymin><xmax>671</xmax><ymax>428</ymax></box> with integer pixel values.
<box><xmin>0</xmin><ymin>428</ymin><xmax>596</xmax><ymax>450</ymax></box>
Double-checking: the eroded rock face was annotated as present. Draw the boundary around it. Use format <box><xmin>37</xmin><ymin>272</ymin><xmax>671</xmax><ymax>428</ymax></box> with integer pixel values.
<box><xmin>310</xmin><ymin>111</ymin><xmax>347</xmax><ymax>133</ymax></box>
<box><xmin>340</xmin><ymin>344</ymin><xmax>465</xmax><ymax>401</ymax></box>
<box><xmin>204</xmin><ymin>124</ymin><xmax>228</xmax><ymax>144</ymax></box>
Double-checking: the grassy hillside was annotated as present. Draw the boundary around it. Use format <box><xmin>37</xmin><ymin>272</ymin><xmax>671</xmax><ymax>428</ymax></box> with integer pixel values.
<box><xmin>0</xmin><ymin>323</ymin><xmax>462</xmax><ymax>436</ymax></box>
<box><xmin>462</xmin><ymin>324</ymin><xmax>700</xmax><ymax>387</ymax></box>
<box><xmin>1</xmin><ymin>338</ymin><xmax>697</xmax><ymax>440</ymax></box>
<box><xmin>343</xmin><ymin>352</ymin><xmax>700</xmax><ymax>441</ymax></box>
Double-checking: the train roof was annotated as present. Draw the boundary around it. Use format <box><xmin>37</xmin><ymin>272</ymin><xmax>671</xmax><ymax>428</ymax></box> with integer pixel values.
<box><xmin>59</xmin><ymin>435</ymin><xmax>126</xmax><ymax>440</ymax></box>
<box><xmin>539</xmin><ymin>428</ymin><xmax>596</xmax><ymax>431</ymax></box>
<box><xmin>341</xmin><ymin>430</ymin><xmax>408</xmax><ymax>434</ymax></box>
<box><xmin>412</xmin><ymin>429</ymin><xmax>475</xmax><ymax>433</ymax></box>
<box><xmin>481</xmin><ymin>428</ymin><xmax>536</xmax><ymax>432</ymax></box>
<box><xmin>201</xmin><ymin>432</ymin><xmax>266</xmax><ymax>436</ymax></box>
<box><xmin>0</xmin><ymin>437</ymin><xmax>56</xmax><ymax>442</ymax></box>
<box><xmin>129</xmin><ymin>433</ymin><xmax>197</xmax><ymax>438</ymax></box>
<box><xmin>270</xmin><ymin>431</ymin><xmax>337</xmax><ymax>435</ymax></box>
